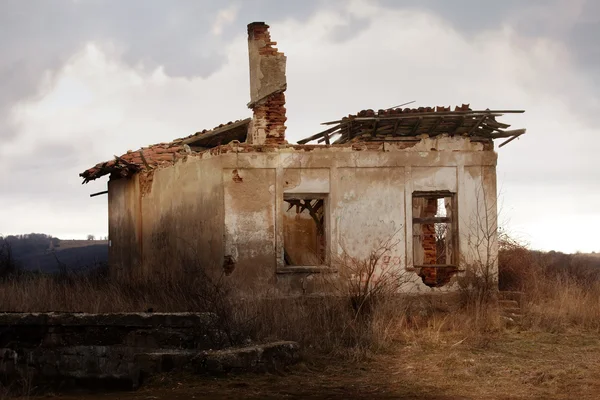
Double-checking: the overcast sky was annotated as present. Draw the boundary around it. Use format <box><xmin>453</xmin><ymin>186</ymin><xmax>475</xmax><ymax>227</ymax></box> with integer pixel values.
<box><xmin>0</xmin><ymin>0</ymin><xmax>598</xmax><ymax>253</ymax></box>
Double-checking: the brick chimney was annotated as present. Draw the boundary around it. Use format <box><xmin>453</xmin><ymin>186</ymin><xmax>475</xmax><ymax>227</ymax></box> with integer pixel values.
<box><xmin>247</xmin><ymin>22</ymin><xmax>287</xmax><ymax>145</ymax></box>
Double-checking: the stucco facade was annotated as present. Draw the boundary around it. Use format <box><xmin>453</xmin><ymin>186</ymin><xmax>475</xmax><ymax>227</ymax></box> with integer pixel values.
<box><xmin>82</xmin><ymin>22</ymin><xmax>524</xmax><ymax>296</ymax></box>
<box><xmin>106</xmin><ymin>136</ymin><xmax>498</xmax><ymax>294</ymax></box>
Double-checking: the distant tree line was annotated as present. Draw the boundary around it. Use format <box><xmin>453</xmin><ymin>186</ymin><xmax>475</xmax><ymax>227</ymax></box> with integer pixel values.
<box><xmin>0</xmin><ymin>237</ymin><xmax>19</xmax><ymax>277</ymax></box>
<box><xmin>1</xmin><ymin>233</ymin><xmax>59</xmax><ymax>255</ymax></box>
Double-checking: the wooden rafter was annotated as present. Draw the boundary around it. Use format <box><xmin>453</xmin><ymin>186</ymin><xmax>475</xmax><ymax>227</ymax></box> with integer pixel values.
<box><xmin>298</xmin><ymin>109</ymin><xmax>525</xmax><ymax>146</ymax></box>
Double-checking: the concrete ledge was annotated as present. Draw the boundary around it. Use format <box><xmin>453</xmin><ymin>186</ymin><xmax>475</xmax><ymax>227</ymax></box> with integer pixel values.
<box><xmin>0</xmin><ymin>312</ymin><xmax>300</xmax><ymax>391</ymax></box>
<box><xmin>193</xmin><ymin>341</ymin><xmax>300</xmax><ymax>374</ymax></box>
<box><xmin>0</xmin><ymin>312</ymin><xmax>223</xmax><ymax>350</ymax></box>
<box><xmin>0</xmin><ymin>312</ymin><xmax>216</xmax><ymax>328</ymax></box>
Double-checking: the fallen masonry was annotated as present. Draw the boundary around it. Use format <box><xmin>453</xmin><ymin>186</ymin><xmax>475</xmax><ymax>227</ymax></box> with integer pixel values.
<box><xmin>0</xmin><ymin>312</ymin><xmax>300</xmax><ymax>391</ymax></box>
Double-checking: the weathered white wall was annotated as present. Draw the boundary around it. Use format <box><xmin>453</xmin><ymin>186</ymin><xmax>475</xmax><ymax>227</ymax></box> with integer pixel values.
<box><xmin>108</xmin><ymin>176</ymin><xmax>141</xmax><ymax>279</ymax></box>
<box><xmin>223</xmin><ymin>167</ymin><xmax>276</xmax><ymax>285</ymax></box>
<box><xmin>109</xmin><ymin>135</ymin><xmax>498</xmax><ymax>293</ymax></box>
<box><xmin>110</xmin><ymin>156</ymin><xmax>226</xmax><ymax>281</ymax></box>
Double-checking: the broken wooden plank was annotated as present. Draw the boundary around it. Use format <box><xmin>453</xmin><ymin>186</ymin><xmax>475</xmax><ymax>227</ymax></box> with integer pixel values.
<box><xmin>183</xmin><ymin>118</ymin><xmax>251</xmax><ymax>147</ymax></box>
<box><xmin>489</xmin><ymin>128</ymin><xmax>527</xmax><ymax>139</ymax></box>
<box><xmin>90</xmin><ymin>190</ymin><xmax>108</xmax><ymax>198</ymax></box>
<box><xmin>484</xmin><ymin>117</ymin><xmax>511</xmax><ymax>129</ymax></box>
<box><xmin>466</xmin><ymin>115</ymin><xmax>489</xmax><ymax>136</ymax></box>
<box><xmin>386</xmin><ymin>100</ymin><xmax>416</xmax><ymax>110</ymax></box>
<box><xmin>298</xmin><ymin>123</ymin><xmax>342</xmax><ymax>144</ymax></box>
<box><xmin>351</xmin><ymin>109</ymin><xmax>521</xmax><ymax>121</ymax></box>
<box><xmin>498</xmin><ymin>130</ymin><xmax>526</xmax><ymax>148</ymax></box>
<box><xmin>114</xmin><ymin>155</ymin><xmax>135</xmax><ymax>167</ymax></box>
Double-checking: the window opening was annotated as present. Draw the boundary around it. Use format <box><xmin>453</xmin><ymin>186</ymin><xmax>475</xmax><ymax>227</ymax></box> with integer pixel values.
<box><xmin>283</xmin><ymin>195</ymin><xmax>326</xmax><ymax>266</ymax></box>
<box><xmin>412</xmin><ymin>191</ymin><xmax>457</xmax><ymax>287</ymax></box>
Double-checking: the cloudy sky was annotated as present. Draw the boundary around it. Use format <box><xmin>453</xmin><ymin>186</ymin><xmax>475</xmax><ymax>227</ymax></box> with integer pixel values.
<box><xmin>0</xmin><ymin>0</ymin><xmax>598</xmax><ymax>253</ymax></box>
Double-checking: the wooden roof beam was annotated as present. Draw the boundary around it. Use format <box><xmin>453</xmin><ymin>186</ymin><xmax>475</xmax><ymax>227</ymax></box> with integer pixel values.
<box><xmin>299</xmin><ymin>123</ymin><xmax>342</xmax><ymax>144</ymax></box>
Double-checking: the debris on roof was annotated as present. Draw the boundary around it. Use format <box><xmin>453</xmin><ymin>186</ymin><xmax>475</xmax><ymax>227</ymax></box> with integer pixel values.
<box><xmin>298</xmin><ymin>104</ymin><xmax>525</xmax><ymax>146</ymax></box>
<box><xmin>80</xmin><ymin>118</ymin><xmax>251</xmax><ymax>183</ymax></box>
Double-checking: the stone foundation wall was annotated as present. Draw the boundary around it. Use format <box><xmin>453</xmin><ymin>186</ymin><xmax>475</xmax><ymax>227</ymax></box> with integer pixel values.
<box><xmin>0</xmin><ymin>312</ymin><xmax>298</xmax><ymax>391</ymax></box>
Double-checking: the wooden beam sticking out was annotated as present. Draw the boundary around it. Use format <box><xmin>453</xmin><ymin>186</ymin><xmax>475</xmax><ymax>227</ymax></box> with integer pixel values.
<box><xmin>298</xmin><ymin>123</ymin><xmax>342</xmax><ymax>144</ymax></box>
<box><xmin>498</xmin><ymin>130</ymin><xmax>526</xmax><ymax>148</ymax></box>
<box><xmin>386</xmin><ymin>100</ymin><xmax>416</xmax><ymax>110</ymax></box>
<box><xmin>489</xmin><ymin>128</ymin><xmax>527</xmax><ymax>139</ymax></box>
<box><xmin>485</xmin><ymin>117</ymin><xmax>511</xmax><ymax>129</ymax></box>
<box><xmin>114</xmin><ymin>154</ymin><xmax>134</xmax><ymax>166</ymax></box>
<box><xmin>183</xmin><ymin>118</ymin><xmax>251</xmax><ymax>146</ymax></box>
<box><xmin>90</xmin><ymin>190</ymin><xmax>108</xmax><ymax>198</ymax></box>
<box><xmin>466</xmin><ymin>114</ymin><xmax>489</xmax><ymax>136</ymax></box>
<box><xmin>320</xmin><ymin>120</ymin><xmax>344</xmax><ymax>126</ymax></box>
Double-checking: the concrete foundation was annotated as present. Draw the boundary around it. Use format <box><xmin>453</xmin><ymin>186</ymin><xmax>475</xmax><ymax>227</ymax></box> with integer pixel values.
<box><xmin>0</xmin><ymin>312</ymin><xmax>299</xmax><ymax>391</ymax></box>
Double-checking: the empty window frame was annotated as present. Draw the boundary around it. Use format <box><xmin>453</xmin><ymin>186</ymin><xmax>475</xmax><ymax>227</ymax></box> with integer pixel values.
<box><xmin>412</xmin><ymin>191</ymin><xmax>457</xmax><ymax>267</ymax></box>
<box><xmin>282</xmin><ymin>194</ymin><xmax>327</xmax><ymax>266</ymax></box>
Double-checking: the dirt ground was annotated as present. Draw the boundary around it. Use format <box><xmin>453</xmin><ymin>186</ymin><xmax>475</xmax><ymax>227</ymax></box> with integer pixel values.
<box><xmin>26</xmin><ymin>331</ymin><xmax>600</xmax><ymax>400</ymax></box>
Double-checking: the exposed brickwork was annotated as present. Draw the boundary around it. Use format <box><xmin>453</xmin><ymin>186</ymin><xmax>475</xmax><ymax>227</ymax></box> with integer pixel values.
<box><xmin>247</xmin><ymin>22</ymin><xmax>287</xmax><ymax>145</ymax></box>
<box><xmin>80</xmin><ymin>120</ymin><xmax>249</xmax><ymax>183</ymax></box>
<box><xmin>422</xmin><ymin>198</ymin><xmax>438</xmax><ymax>265</ymax></box>
<box><xmin>419</xmin><ymin>266</ymin><xmax>457</xmax><ymax>288</ymax></box>
<box><xmin>251</xmin><ymin>92</ymin><xmax>287</xmax><ymax>144</ymax></box>
<box><xmin>247</xmin><ymin>22</ymin><xmax>281</xmax><ymax>56</ymax></box>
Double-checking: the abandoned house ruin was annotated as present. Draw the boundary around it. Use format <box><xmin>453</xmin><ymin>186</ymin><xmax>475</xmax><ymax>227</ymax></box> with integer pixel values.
<box><xmin>81</xmin><ymin>22</ymin><xmax>526</xmax><ymax>294</ymax></box>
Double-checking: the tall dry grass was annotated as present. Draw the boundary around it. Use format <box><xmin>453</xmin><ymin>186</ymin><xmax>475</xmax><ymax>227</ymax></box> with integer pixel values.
<box><xmin>499</xmin><ymin>240</ymin><xmax>600</xmax><ymax>332</ymax></box>
<box><xmin>0</xmin><ymin>271</ymin><xmax>413</xmax><ymax>359</ymax></box>
<box><xmin>1</xmin><ymin>237</ymin><xmax>598</xmax><ymax>363</ymax></box>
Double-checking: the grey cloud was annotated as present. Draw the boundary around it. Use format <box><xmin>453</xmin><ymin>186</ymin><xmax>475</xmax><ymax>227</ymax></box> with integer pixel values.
<box><xmin>328</xmin><ymin>15</ymin><xmax>372</xmax><ymax>43</ymax></box>
<box><xmin>376</xmin><ymin>0</ymin><xmax>600</xmax><ymax>127</ymax></box>
<box><xmin>564</xmin><ymin>1</ymin><xmax>600</xmax><ymax>73</ymax></box>
<box><xmin>0</xmin><ymin>0</ymin><xmax>324</xmax><ymax>141</ymax></box>
<box><xmin>0</xmin><ymin>0</ymin><xmax>326</xmax><ymax>207</ymax></box>
<box><xmin>376</xmin><ymin>0</ymin><xmax>600</xmax><ymax>72</ymax></box>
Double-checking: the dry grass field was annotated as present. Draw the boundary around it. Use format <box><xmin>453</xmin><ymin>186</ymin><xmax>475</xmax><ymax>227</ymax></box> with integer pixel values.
<box><xmin>3</xmin><ymin>240</ymin><xmax>600</xmax><ymax>399</ymax></box>
<box><xmin>19</xmin><ymin>330</ymin><xmax>600</xmax><ymax>400</ymax></box>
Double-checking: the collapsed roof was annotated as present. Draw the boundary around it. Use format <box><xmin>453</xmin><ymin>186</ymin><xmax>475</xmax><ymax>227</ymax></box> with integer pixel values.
<box><xmin>80</xmin><ymin>118</ymin><xmax>250</xmax><ymax>183</ymax></box>
<box><xmin>298</xmin><ymin>104</ymin><xmax>525</xmax><ymax>146</ymax></box>
<box><xmin>80</xmin><ymin>21</ymin><xmax>526</xmax><ymax>185</ymax></box>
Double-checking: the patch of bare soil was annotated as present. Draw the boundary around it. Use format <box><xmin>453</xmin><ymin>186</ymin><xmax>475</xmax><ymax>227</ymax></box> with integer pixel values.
<box><xmin>24</xmin><ymin>331</ymin><xmax>600</xmax><ymax>400</ymax></box>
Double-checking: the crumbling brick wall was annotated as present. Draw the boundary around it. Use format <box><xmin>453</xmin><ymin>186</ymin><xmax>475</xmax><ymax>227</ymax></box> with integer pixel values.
<box><xmin>251</xmin><ymin>92</ymin><xmax>286</xmax><ymax>145</ymax></box>
<box><xmin>422</xmin><ymin>198</ymin><xmax>438</xmax><ymax>264</ymax></box>
<box><xmin>247</xmin><ymin>22</ymin><xmax>287</xmax><ymax>145</ymax></box>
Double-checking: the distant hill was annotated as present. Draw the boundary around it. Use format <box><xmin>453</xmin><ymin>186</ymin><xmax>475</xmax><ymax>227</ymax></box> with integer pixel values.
<box><xmin>1</xmin><ymin>234</ymin><xmax>108</xmax><ymax>273</ymax></box>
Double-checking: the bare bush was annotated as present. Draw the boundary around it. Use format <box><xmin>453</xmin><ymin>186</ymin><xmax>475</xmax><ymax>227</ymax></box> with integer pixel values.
<box><xmin>457</xmin><ymin>183</ymin><xmax>499</xmax><ymax>314</ymax></box>
<box><xmin>336</xmin><ymin>233</ymin><xmax>407</xmax><ymax>317</ymax></box>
